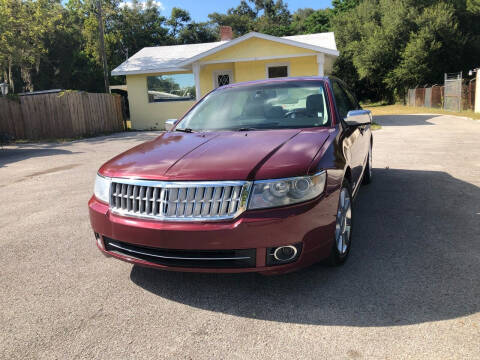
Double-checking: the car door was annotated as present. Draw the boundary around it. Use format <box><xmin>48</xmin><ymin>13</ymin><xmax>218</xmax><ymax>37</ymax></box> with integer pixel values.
<box><xmin>331</xmin><ymin>80</ymin><xmax>364</xmax><ymax>189</ymax></box>
<box><xmin>341</xmin><ymin>82</ymin><xmax>370</xmax><ymax>168</ymax></box>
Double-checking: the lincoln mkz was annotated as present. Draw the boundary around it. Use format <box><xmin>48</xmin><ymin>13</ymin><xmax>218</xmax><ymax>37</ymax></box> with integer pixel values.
<box><xmin>89</xmin><ymin>76</ymin><xmax>372</xmax><ymax>274</ymax></box>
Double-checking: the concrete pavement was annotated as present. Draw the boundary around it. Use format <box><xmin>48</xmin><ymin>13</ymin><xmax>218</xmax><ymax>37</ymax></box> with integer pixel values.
<box><xmin>1</xmin><ymin>114</ymin><xmax>479</xmax><ymax>359</ymax></box>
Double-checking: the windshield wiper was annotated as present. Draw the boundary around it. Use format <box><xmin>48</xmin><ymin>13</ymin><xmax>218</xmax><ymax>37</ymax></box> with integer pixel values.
<box><xmin>175</xmin><ymin>128</ymin><xmax>194</xmax><ymax>133</ymax></box>
<box><xmin>237</xmin><ymin>127</ymin><xmax>258</xmax><ymax>131</ymax></box>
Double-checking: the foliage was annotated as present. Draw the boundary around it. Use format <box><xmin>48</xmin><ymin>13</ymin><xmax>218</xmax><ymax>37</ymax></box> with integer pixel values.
<box><xmin>1</xmin><ymin>0</ymin><xmax>479</xmax><ymax>104</ymax></box>
<box><xmin>147</xmin><ymin>76</ymin><xmax>179</xmax><ymax>93</ymax></box>
<box><xmin>208</xmin><ymin>1</ymin><xmax>257</xmax><ymax>37</ymax></box>
<box><xmin>178</xmin><ymin>22</ymin><xmax>218</xmax><ymax>44</ymax></box>
<box><xmin>467</xmin><ymin>0</ymin><xmax>480</xmax><ymax>13</ymax></box>
<box><xmin>209</xmin><ymin>0</ymin><xmax>293</xmax><ymax>36</ymax></box>
<box><xmin>332</xmin><ymin>0</ymin><xmax>480</xmax><ymax>102</ymax></box>
<box><xmin>389</xmin><ymin>2</ymin><xmax>464</xmax><ymax>96</ymax></box>
<box><xmin>331</xmin><ymin>0</ymin><xmax>360</xmax><ymax>14</ymax></box>
<box><xmin>302</xmin><ymin>9</ymin><xmax>333</xmax><ymax>34</ymax></box>
<box><xmin>167</xmin><ymin>7</ymin><xmax>191</xmax><ymax>37</ymax></box>
<box><xmin>0</xmin><ymin>0</ymin><xmax>63</xmax><ymax>92</ymax></box>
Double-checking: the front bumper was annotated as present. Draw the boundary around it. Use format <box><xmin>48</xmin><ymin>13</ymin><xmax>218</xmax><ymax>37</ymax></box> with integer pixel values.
<box><xmin>89</xmin><ymin>187</ymin><xmax>339</xmax><ymax>274</ymax></box>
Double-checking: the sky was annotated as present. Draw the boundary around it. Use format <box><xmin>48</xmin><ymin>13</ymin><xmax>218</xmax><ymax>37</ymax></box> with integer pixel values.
<box><xmin>122</xmin><ymin>0</ymin><xmax>333</xmax><ymax>21</ymax></box>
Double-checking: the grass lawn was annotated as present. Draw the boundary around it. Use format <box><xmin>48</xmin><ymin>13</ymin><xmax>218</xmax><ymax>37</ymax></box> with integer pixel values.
<box><xmin>363</xmin><ymin>104</ymin><xmax>480</xmax><ymax>120</ymax></box>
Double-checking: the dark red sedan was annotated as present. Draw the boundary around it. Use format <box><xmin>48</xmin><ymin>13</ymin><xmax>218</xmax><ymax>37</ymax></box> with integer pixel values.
<box><xmin>89</xmin><ymin>76</ymin><xmax>372</xmax><ymax>274</ymax></box>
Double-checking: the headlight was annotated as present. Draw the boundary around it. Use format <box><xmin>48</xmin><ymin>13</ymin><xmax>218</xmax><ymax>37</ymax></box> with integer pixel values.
<box><xmin>94</xmin><ymin>174</ymin><xmax>111</xmax><ymax>203</ymax></box>
<box><xmin>248</xmin><ymin>171</ymin><xmax>326</xmax><ymax>210</ymax></box>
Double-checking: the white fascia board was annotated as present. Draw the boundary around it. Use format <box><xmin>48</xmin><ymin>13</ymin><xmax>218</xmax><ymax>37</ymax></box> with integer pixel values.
<box><xmin>111</xmin><ymin>67</ymin><xmax>191</xmax><ymax>76</ymax></box>
<box><xmin>252</xmin><ymin>32</ymin><xmax>339</xmax><ymax>56</ymax></box>
<box><xmin>178</xmin><ymin>32</ymin><xmax>339</xmax><ymax>67</ymax></box>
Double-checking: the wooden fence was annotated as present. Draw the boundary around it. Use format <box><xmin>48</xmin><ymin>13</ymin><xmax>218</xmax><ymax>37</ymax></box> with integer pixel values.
<box><xmin>0</xmin><ymin>92</ymin><xmax>124</xmax><ymax>140</ymax></box>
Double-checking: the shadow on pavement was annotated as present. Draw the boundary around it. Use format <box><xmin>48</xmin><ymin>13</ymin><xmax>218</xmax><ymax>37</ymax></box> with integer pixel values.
<box><xmin>130</xmin><ymin>168</ymin><xmax>480</xmax><ymax>326</ymax></box>
<box><xmin>0</xmin><ymin>147</ymin><xmax>76</xmax><ymax>168</ymax></box>
<box><xmin>0</xmin><ymin>131</ymin><xmax>159</xmax><ymax>167</ymax></box>
<box><xmin>373</xmin><ymin>114</ymin><xmax>440</xmax><ymax>126</ymax></box>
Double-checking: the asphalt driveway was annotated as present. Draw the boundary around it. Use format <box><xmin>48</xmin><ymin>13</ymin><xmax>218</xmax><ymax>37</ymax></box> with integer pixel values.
<box><xmin>1</xmin><ymin>114</ymin><xmax>479</xmax><ymax>359</ymax></box>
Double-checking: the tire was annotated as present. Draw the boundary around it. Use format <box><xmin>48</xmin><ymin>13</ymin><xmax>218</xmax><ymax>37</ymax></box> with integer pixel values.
<box><xmin>362</xmin><ymin>143</ymin><xmax>373</xmax><ymax>185</ymax></box>
<box><xmin>328</xmin><ymin>179</ymin><xmax>353</xmax><ymax>266</ymax></box>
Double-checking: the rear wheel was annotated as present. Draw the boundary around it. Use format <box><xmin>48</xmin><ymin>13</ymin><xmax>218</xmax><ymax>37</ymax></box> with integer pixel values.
<box><xmin>362</xmin><ymin>143</ymin><xmax>373</xmax><ymax>184</ymax></box>
<box><xmin>328</xmin><ymin>180</ymin><xmax>353</xmax><ymax>266</ymax></box>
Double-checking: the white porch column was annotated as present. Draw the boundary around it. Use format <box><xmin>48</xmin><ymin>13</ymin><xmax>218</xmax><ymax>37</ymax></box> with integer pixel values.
<box><xmin>475</xmin><ymin>69</ymin><xmax>480</xmax><ymax>113</ymax></box>
<box><xmin>316</xmin><ymin>54</ymin><xmax>325</xmax><ymax>77</ymax></box>
<box><xmin>192</xmin><ymin>62</ymin><xmax>201</xmax><ymax>101</ymax></box>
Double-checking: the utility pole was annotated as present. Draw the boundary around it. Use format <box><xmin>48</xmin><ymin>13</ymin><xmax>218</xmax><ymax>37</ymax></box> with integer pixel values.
<box><xmin>97</xmin><ymin>0</ymin><xmax>110</xmax><ymax>93</ymax></box>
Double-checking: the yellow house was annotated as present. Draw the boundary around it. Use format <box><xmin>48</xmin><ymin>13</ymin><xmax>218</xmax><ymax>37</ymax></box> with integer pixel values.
<box><xmin>111</xmin><ymin>31</ymin><xmax>339</xmax><ymax>129</ymax></box>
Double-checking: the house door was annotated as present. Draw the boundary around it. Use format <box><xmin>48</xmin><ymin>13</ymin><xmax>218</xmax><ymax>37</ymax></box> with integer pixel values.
<box><xmin>213</xmin><ymin>71</ymin><xmax>233</xmax><ymax>88</ymax></box>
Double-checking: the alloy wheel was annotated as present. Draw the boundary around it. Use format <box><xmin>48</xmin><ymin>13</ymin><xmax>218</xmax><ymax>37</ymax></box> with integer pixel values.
<box><xmin>335</xmin><ymin>187</ymin><xmax>352</xmax><ymax>255</ymax></box>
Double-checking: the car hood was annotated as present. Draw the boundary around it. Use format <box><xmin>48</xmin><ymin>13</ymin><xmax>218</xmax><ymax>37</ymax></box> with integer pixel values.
<box><xmin>99</xmin><ymin>129</ymin><xmax>332</xmax><ymax>181</ymax></box>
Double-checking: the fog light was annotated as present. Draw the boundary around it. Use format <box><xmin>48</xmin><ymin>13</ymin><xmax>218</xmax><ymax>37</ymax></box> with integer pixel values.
<box><xmin>267</xmin><ymin>243</ymin><xmax>302</xmax><ymax>266</ymax></box>
<box><xmin>95</xmin><ymin>232</ymin><xmax>104</xmax><ymax>250</ymax></box>
<box><xmin>273</xmin><ymin>246</ymin><xmax>297</xmax><ymax>261</ymax></box>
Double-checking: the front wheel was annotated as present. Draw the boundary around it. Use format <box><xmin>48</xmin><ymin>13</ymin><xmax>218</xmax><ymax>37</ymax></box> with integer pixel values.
<box><xmin>328</xmin><ymin>180</ymin><xmax>353</xmax><ymax>266</ymax></box>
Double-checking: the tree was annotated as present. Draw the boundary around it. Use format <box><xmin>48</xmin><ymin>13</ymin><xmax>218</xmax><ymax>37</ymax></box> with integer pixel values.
<box><xmin>33</xmin><ymin>1</ymin><xmax>104</xmax><ymax>92</ymax></box>
<box><xmin>112</xmin><ymin>0</ymin><xmax>170</xmax><ymax>64</ymax></box>
<box><xmin>208</xmin><ymin>0</ymin><xmax>257</xmax><ymax>37</ymax></box>
<box><xmin>331</xmin><ymin>0</ymin><xmax>360</xmax><ymax>14</ymax></box>
<box><xmin>302</xmin><ymin>9</ymin><xmax>333</xmax><ymax>33</ymax></box>
<box><xmin>332</xmin><ymin>0</ymin><xmax>473</xmax><ymax>102</ymax></box>
<box><xmin>467</xmin><ymin>0</ymin><xmax>480</xmax><ymax>13</ymax></box>
<box><xmin>252</xmin><ymin>0</ymin><xmax>292</xmax><ymax>36</ymax></box>
<box><xmin>0</xmin><ymin>0</ymin><xmax>63</xmax><ymax>92</ymax></box>
<box><xmin>2</xmin><ymin>0</ymin><xmax>479</xmax><ymax>100</ymax></box>
<box><xmin>209</xmin><ymin>0</ymin><xmax>292</xmax><ymax>37</ymax></box>
<box><xmin>178</xmin><ymin>22</ymin><xmax>218</xmax><ymax>44</ymax></box>
<box><xmin>388</xmin><ymin>2</ymin><xmax>464</xmax><ymax>96</ymax></box>
<box><xmin>167</xmin><ymin>7</ymin><xmax>191</xmax><ymax>38</ymax></box>
<box><xmin>290</xmin><ymin>8</ymin><xmax>315</xmax><ymax>33</ymax></box>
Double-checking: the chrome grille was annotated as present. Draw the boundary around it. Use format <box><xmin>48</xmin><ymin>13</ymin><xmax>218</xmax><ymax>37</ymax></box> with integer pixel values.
<box><xmin>109</xmin><ymin>178</ymin><xmax>251</xmax><ymax>221</ymax></box>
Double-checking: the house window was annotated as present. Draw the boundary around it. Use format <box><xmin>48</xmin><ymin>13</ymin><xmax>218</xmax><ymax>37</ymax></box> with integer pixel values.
<box><xmin>147</xmin><ymin>74</ymin><xmax>195</xmax><ymax>103</ymax></box>
<box><xmin>267</xmin><ymin>64</ymin><xmax>289</xmax><ymax>78</ymax></box>
<box><xmin>213</xmin><ymin>71</ymin><xmax>233</xmax><ymax>88</ymax></box>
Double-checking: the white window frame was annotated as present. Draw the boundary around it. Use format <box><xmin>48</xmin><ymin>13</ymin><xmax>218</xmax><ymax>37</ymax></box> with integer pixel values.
<box><xmin>265</xmin><ymin>62</ymin><xmax>290</xmax><ymax>79</ymax></box>
<box><xmin>212</xmin><ymin>70</ymin><xmax>234</xmax><ymax>89</ymax></box>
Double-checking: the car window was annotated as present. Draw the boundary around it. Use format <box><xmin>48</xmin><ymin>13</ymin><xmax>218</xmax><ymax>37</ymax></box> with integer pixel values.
<box><xmin>332</xmin><ymin>81</ymin><xmax>352</xmax><ymax>119</ymax></box>
<box><xmin>340</xmin><ymin>83</ymin><xmax>360</xmax><ymax>110</ymax></box>
<box><xmin>178</xmin><ymin>81</ymin><xmax>330</xmax><ymax>131</ymax></box>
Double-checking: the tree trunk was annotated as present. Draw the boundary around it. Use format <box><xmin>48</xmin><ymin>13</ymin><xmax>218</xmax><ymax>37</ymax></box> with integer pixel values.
<box><xmin>8</xmin><ymin>57</ymin><xmax>14</xmax><ymax>93</ymax></box>
<box><xmin>97</xmin><ymin>0</ymin><xmax>110</xmax><ymax>93</ymax></box>
<box><xmin>21</xmin><ymin>67</ymin><xmax>33</xmax><ymax>92</ymax></box>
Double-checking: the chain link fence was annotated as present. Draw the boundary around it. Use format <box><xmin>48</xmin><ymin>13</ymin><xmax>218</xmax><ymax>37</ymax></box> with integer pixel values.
<box><xmin>444</xmin><ymin>72</ymin><xmax>462</xmax><ymax>112</ymax></box>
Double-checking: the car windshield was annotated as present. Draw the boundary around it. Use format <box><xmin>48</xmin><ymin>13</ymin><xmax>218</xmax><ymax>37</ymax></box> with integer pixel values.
<box><xmin>177</xmin><ymin>80</ymin><xmax>330</xmax><ymax>131</ymax></box>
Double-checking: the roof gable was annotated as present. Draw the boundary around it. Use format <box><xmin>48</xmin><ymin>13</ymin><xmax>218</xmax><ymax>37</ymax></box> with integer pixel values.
<box><xmin>179</xmin><ymin>32</ymin><xmax>338</xmax><ymax>67</ymax></box>
<box><xmin>198</xmin><ymin>37</ymin><xmax>317</xmax><ymax>63</ymax></box>
<box><xmin>111</xmin><ymin>32</ymin><xmax>338</xmax><ymax>76</ymax></box>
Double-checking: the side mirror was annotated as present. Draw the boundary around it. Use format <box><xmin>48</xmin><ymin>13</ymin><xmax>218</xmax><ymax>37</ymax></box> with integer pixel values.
<box><xmin>165</xmin><ymin>119</ymin><xmax>177</xmax><ymax>131</ymax></box>
<box><xmin>344</xmin><ymin>110</ymin><xmax>372</xmax><ymax>126</ymax></box>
